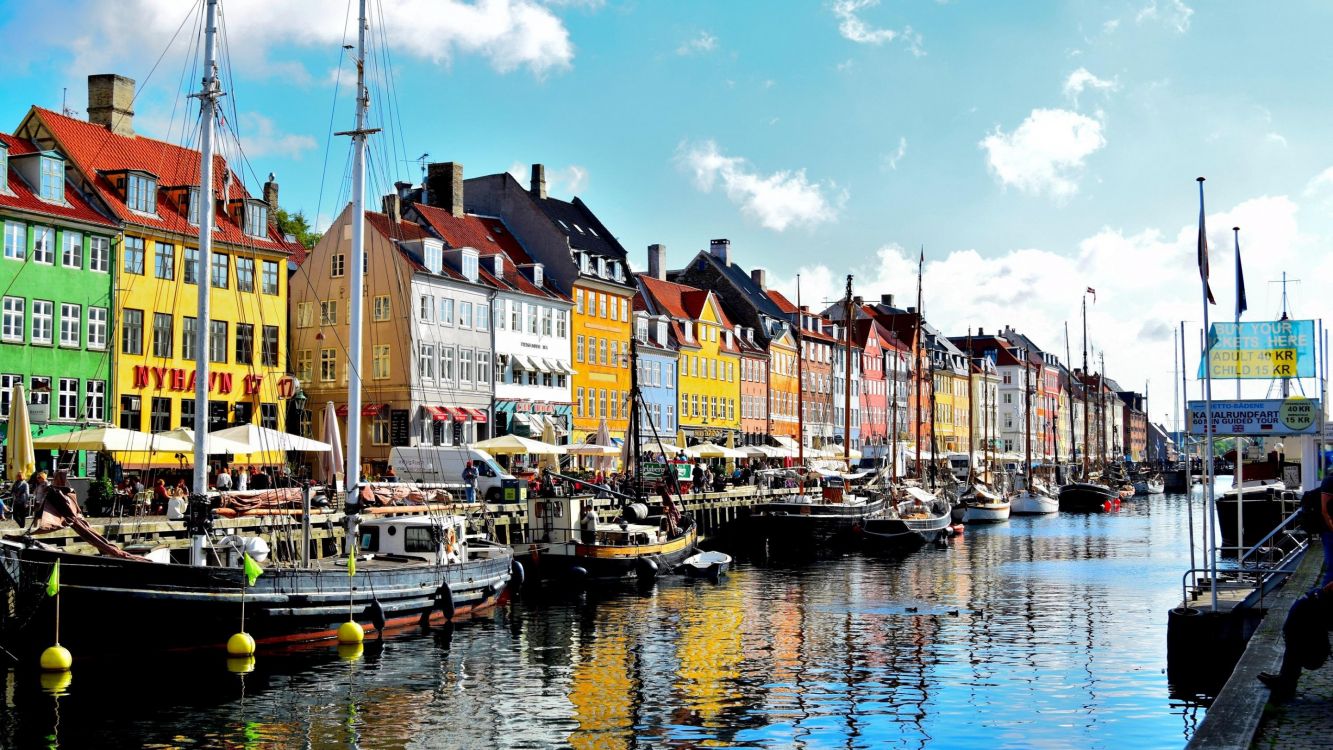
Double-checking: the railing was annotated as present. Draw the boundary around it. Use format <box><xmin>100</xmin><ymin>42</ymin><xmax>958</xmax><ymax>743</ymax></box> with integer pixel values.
<box><xmin>1178</xmin><ymin>509</ymin><xmax>1308</xmax><ymax>609</ymax></box>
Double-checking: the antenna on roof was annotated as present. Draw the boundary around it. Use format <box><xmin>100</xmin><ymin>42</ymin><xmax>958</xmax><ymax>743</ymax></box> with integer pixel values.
<box><xmin>61</xmin><ymin>87</ymin><xmax>76</xmax><ymax>117</ymax></box>
<box><xmin>416</xmin><ymin>152</ymin><xmax>429</xmax><ymax>183</ymax></box>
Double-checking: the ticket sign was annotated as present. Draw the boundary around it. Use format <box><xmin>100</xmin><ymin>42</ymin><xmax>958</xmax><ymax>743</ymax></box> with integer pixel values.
<box><xmin>1187</xmin><ymin>397</ymin><xmax>1321</xmax><ymax>435</ymax></box>
<box><xmin>1200</xmin><ymin>320</ymin><xmax>1316</xmax><ymax>379</ymax></box>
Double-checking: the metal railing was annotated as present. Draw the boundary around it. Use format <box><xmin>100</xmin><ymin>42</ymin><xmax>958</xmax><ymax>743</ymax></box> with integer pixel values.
<box><xmin>1178</xmin><ymin>509</ymin><xmax>1309</xmax><ymax>609</ymax></box>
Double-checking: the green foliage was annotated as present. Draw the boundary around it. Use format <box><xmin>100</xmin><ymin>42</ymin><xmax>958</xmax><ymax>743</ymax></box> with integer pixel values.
<box><xmin>87</xmin><ymin>477</ymin><xmax>117</xmax><ymax>515</ymax></box>
<box><xmin>273</xmin><ymin>208</ymin><xmax>322</xmax><ymax>249</ymax></box>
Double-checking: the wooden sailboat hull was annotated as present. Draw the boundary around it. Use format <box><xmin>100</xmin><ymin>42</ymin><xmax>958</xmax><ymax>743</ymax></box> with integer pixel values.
<box><xmin>963</xmin><ymin>501</ymin><xmax>1011</xmax><ymax>523</ymax></box>
<box><xmin>1011</xmin><ymin>491</ymin><xmax>1058</xmax><ymax>515</ymax></box>
<box><xmin>1057</xmin><ymin>483</ymin><xmax>1117</xmax><ymax>512</ymax></box>
<box><xmin>517</xmin><ymin>526</ymin><xmax>698</xmax><ymax>583</ymax></box>
<box><xmin>745</xmin><ymin>496</ymin><xmax>887</xmax><ymax>547</ymax></box>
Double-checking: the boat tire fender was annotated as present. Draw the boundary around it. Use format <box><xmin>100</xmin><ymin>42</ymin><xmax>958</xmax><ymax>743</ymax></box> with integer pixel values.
<box><xmin>568</xmin><ymin>566</ymin><xmax>589</xmax><ymax>580</ymax></box>
<box><xmin>436</xmin><ymin>582</ymin><xmax>456</xmax><ymax>621</ymax></box>
<box><xmin>510</xmin><ymin>559</ymin><xmax>526</xmax><ymax>588</ymax></box>
<box><xmin>636</xmin><ymin>556</ymin><xmax>659</xmax><ymax>581</ymax></box>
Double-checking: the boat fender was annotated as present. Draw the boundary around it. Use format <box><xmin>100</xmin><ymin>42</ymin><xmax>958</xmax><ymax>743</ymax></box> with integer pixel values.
<box><xmin>622</xmin><ymin>503</ymin><xmax>650</xmax><ymax>523</ymax></box>
<box><xmin>851</xmin><ymin>521</ymin><xmax>862</xmax><ymax>536</ymax></box>
<box><xmin>510</xmin><ymin>559</ymin><xmax>526</xmax><ymax>588</ymax></box>
<box><xmin>365</xmin><ymin>598</ymin><xmax>387</xmax><ymax>636</ymax></box>
<box><xmin>635</xmin><ymin>557</ymin><xmax>659</xmax><ymax>580</ymax></box>
<box><xmin>435</xmin><ymin>582</ymin><xmax>456</xmax><ymax>621</ymax></box>
<box><xmin>568</xmin><ymin>566</ymin><xmax>589</xmax><ymax>580</ymax></box>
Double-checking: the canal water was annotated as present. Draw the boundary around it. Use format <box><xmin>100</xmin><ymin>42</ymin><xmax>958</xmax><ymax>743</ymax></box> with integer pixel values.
<box><xmin>3</xmin><ymin>491</ymin><xmax>1219</xmax><ymax>749</ymax></box>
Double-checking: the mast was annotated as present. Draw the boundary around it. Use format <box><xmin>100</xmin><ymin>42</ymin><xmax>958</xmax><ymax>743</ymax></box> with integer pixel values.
<box><xmin>629</xmin><ymin>334</ymin><xmax>641</xmax><ymax>499</ymax></box>
<box><xmin>796</xmin><ymin>275</ymin><xmax>805</xmax><ymax>466</ymax></box>
<box><xmin>967</xmin><ymin>329</ymin><xmax>975</xmax><ymax>485</ymax></box>
<box><xmin>1099</xmin><ymin>351</ymin><xmax>1108</xmax><ymax>466</ymax></box>
<box><xmin>914</xmin><ymin>248</ymin><xmax>923</xmax><ymax>480</ymax></box>
<box><xmin>890</xmin><ymin>344</ymin><xmax>899</xmax><ymax>485</ymax></box>
<box><xmin>1024</xmin><ymin>350</ymin><xmax>1032</xmax><ymax>491</ymax></box>
<box><xmin>928</xmin><ymin>350</ymin><xmax>937</xmax><ymax>491</ymax></box>
<box><xmin>191</xmin><ymin>0</ymin><xmax>221</xmax><ymax>504</ymax></box>
<box><xmin>1081</xmin><ymin>295</ymin><xmax>1090</xmax><ymax>481</ymax></box>
<box><xmin>1065</xmin><ymin>321</ymin><xmax>1074</xmax><ymax>482</ymax></box>
<box><xmin>843</xmin><ymin>275</ymin><xmax>853</xmax><ymax>464</ymax></box>
<box><xmin>336</xmin><ymin>0</ymin><xmax>377</xmax><ymax>501</ymax></box>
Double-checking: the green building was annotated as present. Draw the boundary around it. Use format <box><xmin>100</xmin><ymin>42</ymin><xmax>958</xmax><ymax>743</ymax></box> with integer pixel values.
<box><xmin>0</xmin><ymin>132</ymin><xmax>117</xmax><ymax>477</ymax></box>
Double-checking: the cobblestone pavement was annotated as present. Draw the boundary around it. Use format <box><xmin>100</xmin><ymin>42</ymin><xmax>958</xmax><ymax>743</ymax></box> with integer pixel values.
<box><xmin>1252</xmin><ymin>563</ymin><xmax>1333</xmax><ymax>749</ymax></box>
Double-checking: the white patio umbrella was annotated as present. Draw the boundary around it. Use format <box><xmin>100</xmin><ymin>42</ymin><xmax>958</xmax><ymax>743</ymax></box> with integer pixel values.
<box><xmin>32</xmin><ymin>426</ymin><xmax>195</xmax><ymax>453</ymax></box>
<box><xmin>155</xmin><ymin>428</ymin><xmax>254</xmax><ymax>456</ymax></box>
<box><xmin>538</xmin><ymin>418</ymin><xmax>561</xmax><ymax>471</ymax></box>
<box><xmin>472</xmin><ymin>434</ymin><xmax>566</xmax><ymax>455</ymax></box>
<box><xmin>593</xmin><ymin>417</ymin><xmax>616</xmax><ymax>472</ymax></box>
<box><xmin>210</xmin><ymin>423</ymin><xmax>333</xmax><ymax>453</ymax></box>
<box><xmin>319</xmin><ymin>401</ymin><xmax>345</xmax><ymax>483</ymax></box>
<box><xmin>4</xmin><ymin>383</ymin><xmax>34</xmax><ymax>480</ymax></box>
<box><xmin>684</xmin><ymin>441</ymin><xmax>743</xmax><ymax>459</ymax></box>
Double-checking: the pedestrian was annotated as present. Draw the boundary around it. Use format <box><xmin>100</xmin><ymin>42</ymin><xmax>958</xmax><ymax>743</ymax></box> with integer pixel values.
<box><xmin>692</xmin><ymin>461</ymin><xmax>705</xmax><ymax>495</ymax></box>
<box><xmin>580</xmin><ymin>501</ymin><xmax>599</xmax><ymax>544</ymax></box>
<box><xmin>237</xmin><ymin>465</ymin><xmax>249</xmax><ymax>491</ymax></box>
<box><xmin>385</xmin><ymin>465</ymin><xmax>398</xmax><ymax>482</ymax></box>
<box><xmin>10</xmin><ymin>472</ymin><xmax>30</xmax><ymax>527</ymax></box>
<box><xmin>659</xmin><ymin>483</ymin><xmax>682</xmax><ymax>537</ymax></box>
<box><xmin>215</xmin><ymin>466</ymin><xmax>233</xmax><ymax>491</ymax></box>
<box><xmin>461</xmin><ymin>460</ymin><xmax>479</xmax><ymax>504</ymax></box>
<box><xmin>1257</xmin><ymin>579</ymin><xmax>1333</xmax><ymax>700</ymax></box>
<box><xmin>28</xmin><ymin>472</ymin><xmax>49</xmax><ymax>522</ymax></box>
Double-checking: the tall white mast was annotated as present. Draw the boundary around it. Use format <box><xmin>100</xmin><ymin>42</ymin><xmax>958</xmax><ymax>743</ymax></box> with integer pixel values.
<box><xmin>192</xmin><ymin>0</ymin><xmax>221</xmax><ymax>500</ymax></box>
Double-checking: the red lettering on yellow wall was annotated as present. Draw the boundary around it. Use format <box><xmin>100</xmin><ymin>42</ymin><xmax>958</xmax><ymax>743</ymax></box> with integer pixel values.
<box><xmin>133</xmin><ymin>366</ymin><xmax>149</xmax><ymax>389</ymax></box>
<box><xmin>170</xmin><ymin>369</ymin><xmax>187</xmax><ymax>391</ymax></box>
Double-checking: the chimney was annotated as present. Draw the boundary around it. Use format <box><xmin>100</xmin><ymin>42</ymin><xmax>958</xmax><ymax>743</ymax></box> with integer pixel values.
<box><xmin>907</xmin><ymin>306</ymin><xmax>916</xmax><ymax>314</ymax></box>
<box><xmin>751</xmin><ymin>267</ymin><xmax>767</xmax><ymax>290</ymax></box>
<box><xmin>381</xmin><ymin>193</ymin><xmax>401</xmax><ymax>224</ymax></box>
<box><xmin>87</xmin><ymin>74</ymin><xmax>135</xmax><ymax>137</ymax></box>
<box><xmin>880</xmin><ymin>293</ymin><xmax>894</xmax><ymax>307</ymax></box>
<box><xmin>647</xmin><ymin>243</ymin><xmax>667</xmax><ymax>280</ymax></box>
<box><xmin>530</xmin><ymin>164</ymin><xmax>547</xmax><ymax>199</ymax></box>
<box><xmin>394</xmin><ymin>180</ymin><xmax>414</xmax><ymax>201</ymax></box>
<box><xmin>263</xmin><ymin>175</ymin><xmax>280</xmax><ymax>229</ymax></box>
<box><xmin>852</xmin><ymin>295</ymin><xmax>863</xmax><ymax>309</ymax></box>
<box><xmin>709</xmin><ymin>238</ymin><xmax>730</xmax><ymax>266</ymax></box>
<box><xmin>426</xmin><ymin>162</ymin><xmax>464</xmax><ymax>217</ymax></box>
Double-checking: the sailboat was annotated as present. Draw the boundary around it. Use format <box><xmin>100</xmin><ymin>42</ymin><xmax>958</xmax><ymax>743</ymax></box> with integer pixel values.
<box><xmin>963</xmin><ymin>348</ymin><xmax>1011</xmax><ymax>522</ymax></box>
<box><xmin>0</xmin><ymin>0</ymin><xmax>512</xmax><ymax>655</ymax></box>
<box><xmin>1058</xmin><ymin>294</ymin><xmax>1118</xmax><ymax>512</ymax></box>
<box><xmin>1012</xmin><ymin>348</ymin><xmax>1057</xmax><ymax>515</ymax></box>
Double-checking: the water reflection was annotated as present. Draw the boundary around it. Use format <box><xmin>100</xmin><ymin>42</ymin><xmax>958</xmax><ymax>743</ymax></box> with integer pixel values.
<box><xmin>3</xmin><ymin>494</ymin><xmax>1210</xmax><ymax>748</ymax></box>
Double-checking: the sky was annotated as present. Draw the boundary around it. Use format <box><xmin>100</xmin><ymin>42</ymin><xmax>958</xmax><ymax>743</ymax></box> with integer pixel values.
<box><xmin>2</xmin><ymin>0</ymin><xmax>1331</xmax><ymax>429</ymax></box>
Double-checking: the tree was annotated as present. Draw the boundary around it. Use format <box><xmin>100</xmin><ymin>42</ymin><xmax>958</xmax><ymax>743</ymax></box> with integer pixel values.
<box><xmin>273</xmin><ymin>208</ymin><xmax>322</xmax><ymax>249</ymax></box>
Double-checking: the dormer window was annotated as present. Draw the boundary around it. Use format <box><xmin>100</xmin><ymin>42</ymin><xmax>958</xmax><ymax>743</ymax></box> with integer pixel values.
<box><xmin>243</xmin><ymin>201</ymin><xmax>268</xmax><ymax>238</ymax></box>
<box><xmin>492</xmin><ymin>254</ymin><xmax>505</xmax><ymax>277</ymax></box>
<box><xmin>39</xmin><ymin>156</ymin><xmax>65</xmax><ymax>202</ymax></box>
<box><xmin>423</xmin><ymin>240</ymin><xmax>443</xmax><ymax>274</ymax></box>
<box><xmin>596</xmin><ymin>257</ymin><xmax>606</xmax><ymax>277</ymax></box>
<box><xmin>461</xmin><ymin>248</ymin><xmax>479</xmax><ymax>282</ymax></box>
<box><xmin>126</xmin><ymin>172</ymin><xmax>156</xmax><ymax>213</ymax></box>
<box><xmin>578</xmin><ymin>252</ymin><xmax>590</xmax><ymax>274</ymax></box>
<box><xmin>530</xmin><ymin>262</ymin><xmax>543</xmax><ymax>287</ymax></box>
<box><xmin>0</xmin><ymin>144</ymin><xmax>8</xmax><ymax>193</ymax></box>
<box><xmin>636</xmin><ymin>317</ymin><xmax>648</xmax><ymax>342</ymax></box>
<box><xmin>656</xmin><ymin>319</ymin><xmax>667</xmax><ymax>344</ymax></box>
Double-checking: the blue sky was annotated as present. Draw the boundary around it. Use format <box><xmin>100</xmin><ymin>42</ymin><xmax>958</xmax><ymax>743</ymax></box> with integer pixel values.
<box><xmin>3</xmin><ymin>0</ymin><xmax>1331</xmax><ymax>421</ymax></box>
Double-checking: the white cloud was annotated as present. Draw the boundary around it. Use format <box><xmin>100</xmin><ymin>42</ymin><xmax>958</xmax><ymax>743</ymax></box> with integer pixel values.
<box><xmin>1264</xmin><ymin>132</ymin><xmax>1288</xmax><ymax>148</ymax></box>
<box><xmin>1136</xmin><ymin>0</ymin><xmax>1194</xmax><ymax>33</ymax></box>
<box><xmin>882</xmin><ymin>137</ymin><xmax>908</xmax><ymax>170</ymax></box>
<box><xmin>506</xmin><ymin>161</ymin><xmax>588</xmax><ymax>194</ymax></box>
<box><xmin>28</xmin><ymin>0</ymin><xmax>577</xmax><ymax>81</ymax></box>
<box><xmin>677</xmin><ymin>31</ymin><xmax>718</xmax><ymax>56</ymax></box>
<box><xmin>769</xmin><ymin>193</ymin><xmax>1315</xmax><ymax>409</ymax></box>
<box><xmin>836</xmin><ymin>59</ymin><xmax>855</xmax><ymax>72</ymax></box>
<box><xmin>677</xmin><ymin>140</ymin><xmax>845</xmax><ymax>232</ymax></box>
<box><xmin>1103</xmin><ymin>18</ymin><xmax>1121</xmax><ymax>33</ymax></box>
<box><xmin>980</xmin><ymin>108</ymin><xmax>1107</xmax><ymax>201</ymax></box>
<box><xmin>1303</xmin><ymin>166</ymin><xmax>1333</xmax><ymax>197</ymax></box>
<box><xmin>1063</xmin><ymin>67</ymin><xmax>1119</xmax><ymax>106</ymax></box>
<box><xmin>831</xmin><ymin>0</ymin><xmax>922</xmax><ymax>54</ymax></box>
<box><xmin>235</xmin><ymin>112</ymin><xmax>317</xmax><ymax>160</ymax></box>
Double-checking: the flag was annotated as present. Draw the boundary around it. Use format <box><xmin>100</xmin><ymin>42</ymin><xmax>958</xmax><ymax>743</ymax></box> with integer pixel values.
<box><xmin>242</xmin><ymin>553</ymin><xmax>263</xmax><ymax>587</ymax></box>
<box><xmin>1234</xmin><ymin>227</ymin><xmax>1247</xmax><ymax>317</ymax></box>
<box><xmin>1197</xmin><ymin>178</ymin><xmax>1216</xmax><ymax>304</ymax></box>
<box><xmin>1086</xmin><ymin>287</ymin><xmax>1096</xmax><ymax>303</ymax></box>
<box><xmin>347</xmin><ymin>552</ymin><xmax>356</xmax><ymax>577</ymax></box>
<box><xmin>46</xmin><ymin>560</ymin><xmax>59</xmax><ymax>597</ymax></box>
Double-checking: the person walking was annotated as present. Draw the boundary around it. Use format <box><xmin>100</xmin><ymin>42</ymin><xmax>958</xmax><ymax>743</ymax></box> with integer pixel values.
<box><xmin>692</xmin><ymin>461</ymin><xmax>705</xmax><ymax>496</ymax></box>
<box><xmin>215</xmin><ymin>466</ymin><xmax>232</xmax><ymax>491</ymax></box>
<box><xmin>462</xmin><ymin>461</ymin><xmax>479</xmax><ymax>504</ymax></box>
<box><xmin>10</xmin><ymin>472</ymin><xmax>30</xmax><ymax>527</ymax></box>
<box><xmin>237</xmin><ymin>466</ymin><xmax>249</xmax><ymax>491</ymax></box>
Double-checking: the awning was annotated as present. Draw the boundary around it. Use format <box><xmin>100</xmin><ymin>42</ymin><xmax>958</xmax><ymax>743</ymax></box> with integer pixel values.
<box><xmin>464</xmin><ymin>408</ymin><xmax>488</xmax><ymax>423</ymax></box>
<box><xmin>336</xmin><ymin>403</ymin><xmax>386</xmax><ymax>417</ymax></box>
<box><xmin>511</xmin><ymin>354</ymin><xmax>535</xmax><ymax>371</ymax></box>
<box><xmin>551</xmin><ymin>360</ymin><xmax>575</xmax><ymax>375</ymax></box>
<box><xmin>423</xmin><ymin>405</ymin><xmax>452</xmax><ymax>422</ymax></box>
<box><xmin>532</xmin><ymin>358</ymin><xmax>552</xmax><ymax>373</ymax></box>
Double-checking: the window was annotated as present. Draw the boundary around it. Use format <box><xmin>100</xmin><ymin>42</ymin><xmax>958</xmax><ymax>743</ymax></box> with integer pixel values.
<box><xmin>236</xmin><ymin>257</ymin><xmax>255</xmax><ymax>292</ymax></box>
<box><xmin>0</xmin><ymin>147</ymin><xmax>6</xmax><ymax>192</ymax></box>
<box><xmin>598</xmin><ymin>294</ymin><xmax>607</xmax><ymax>318</ymax></box>
<box><xmin>209</xmin><ymin>320</ymin><xmax>227</xmax><ymax>363</ymax></box>
<box><xmin>182</xmin><ymin>317</ymin><xmax>197</xmax><ymax>360</ymax></box>
<box><xmin>119</xmin><ymin>395</ymin><xmax>141</xmax><ymax>430</ymax></box>
<box><xmin>151</xmin><ymin>313</ymin><xmax>173</xmax><ymax>358</ymax></box>
<box><xmin>330</xmin><ymin>254</ymin><xmax>345</xmax><ymax>278</ymax></box>
<box><xmin>31</xmin><ymin>226</ymin><xmax>53</xmax><ymax>264</ymax></box>
<box><xmin>576</xmin><ymin>387</ymin><xmax>584</xmax><ymax>417</ymax></box>
<box><xmin>576</xmin><ymin>289</ymin><xmax>584</xmax><ymax>314</ymax></box>
<box><xmin>620</xmin><ymin>298</ymin><xmax>628</xmax><ymax>322</ymax></box>
<box><xmin>59</xmin><ymin>303</ymin><xmax>80</xmax><ymax>347</ymax></box>
<box><xmin>460</xmin><ymin>349</ymin><xmax>474</xmax><ymax>385</ymax></box>
<box><xmin>556</xmin><ymin>310</ymin><xmax>567</xmax><ymax>338</ymax></box>
<box><xmin>419</xmin><ymin>295</ymin><xmax>435</xmax><ymax>322</ymax></box>
<box><xmin>3</xmin><ymin>222</ymin><xmax>23</xmax><ymax>260</ymax></box>
<box><xmin>509</xmin><ymin>301</ymin><xmax>520</xmax><ymax>330</ymax></box>
<box><xmin>477</xmin><ymin>303</ymin><xmax>489</xmax><ymax>331</ymax></box>
<box><xmin>496</xmin><ymin>301</ymin><xmax>508</xmax><ymax>330</ymax></box>
<box><xmin>599</xmin><ymin>339</ymin><xmax>608</xmax><ymax>365</ymax></box>
<box><xmin>186</xmin><ymin>187</ymin><xmax>201</xmax><ymax>225</ymax></box>
<box><xmin>235</xmin><ymin>323</ymin><xmax>254</xmax><ymax>364</ymax></box>
<box><xmin>454</xmin><ymin>300</ymin><xmax>471</xmax><ymax>329</ymax></box>
<box><xmin>599</xmin><ymin>389</ymin><xmax>607</xmax><ymax>419</ymax></box>
<box><xmin>373</xmin><ymin>295</ymin><xmax>390</xmax><ymax>321</ymax></box>
<box><xmin>424</xmin><ymin>242</ymin><xmax>442</xmax><ymax>273</ymax></box>
<box><xmin>540</xmin><ymin>307</ymin><xmax>552</xmax><ymax>336</ymax></box>
<box><xmin>371</xmin><ymin>412</ymin><xmax>390</xmax><ymax>446</ymax></box>
<box><xmin>260</xmin><ymin>403</ymin><xmax>278</xmax><ymax>430</ymax></box>
<box><xmin>295</xmin><ymin>302</ymin><xmax>313</xmax><ymax>328</ymax></box>
<box><xmin>40</xmin><ymin>157</ymin><xmax>64</xmax><ymax>201</ymax></box>
<box><xmin>83</xmin><ymin>306</ymin><xmax>107</xmax><ymax>350</ymax></box>
<box><xmin>261</xmin><ymin>261</ymin><xmax>279</xmax><ymax>294</ymax></box>
<box><xmin>320</xmin><ymin>300</ymin><xmax>338</xmax><ymax>326</ymax></box>
<box><xmin>148</xmin><ymin>241</ymin><xmax>175</xmax><ymax>280</ymax></box>
<box><xmin>441</xmin><ymin>347</ymin><xmax>455</xmax><ymax>384</ymax></box>
<box><xmin>461</xmin><ymin>251</ymin><xmax>479</xmax><ymax>281</ymax></box>
<box><xmin>1</xmin><ymin>297</ymin><xmax>23</xmax><ymax>342</ymax></box>
<box><xmin>244</xmin><ymin>202</ymin><xmax>268</xmax><ymax>238</ymax></box>
<box><xmin>126</xmin><ymin>173</ymin><xmax>156</xmax><ymax>213</ymax></box>
<box><xmin>320</xmin><ymin>348</ymin><xmax>336</xmax><ymax>382</ymax></box>
<box><xmin>477</xmin><ymin>351</ymin><xmax>490</xmax><ymax>385</ymax></box>
<box><xmin>123</xmin><ymin>236</ymin><xmax>145</xmax><ymax>274</ymax></box>
<box><xmin>53</xmin><ymin>378</ymin><xmax>79</xmax><ymax>421</ymax></box>
<box><xmin>576</xmin><ymin>335</ymin><xmax>584</xmax><ymax>362</ymax></box>
<box><xmin>62</xmin><ymin>231</ymin><xmax>82</xmax><ymax>268</ymax></box>
<box><xmin>211</xmin><ymin>253</ymin><xmax>229</xmax><ymax>288</ymax></box>
<box><xmin>31</xmin><ymin>300</ymin><xmax>53</xmax><ymax>344</ymax></box>
<box><xmin>150</xmin><ymin>396</ymin><xmax>171</xmax><ymax>433</ymax></box>
<box><xmin>419</xmin><ymin>343</ymin><xmax>436</xmax><ymax>381</ymax></box>
<box><xmin>261</xmin><ymin>325</ymin><xmax>279</xmax><ymax>366</ymax></box>
<box><xmin>526</xmin><ymin>303</ymin><xmax>537</xmax><ymax>334</ymax></box>
<box><xmin>372</xmin><ymin>345</ymin><xmax>391</xmax><ymax>379</ymax></box>
<box><xmin>84</xmin><ymin>380</ymin><xmax>105</xmax><ymax>422</ymax></box>
<box><xmin>296</xmin><ymin>349</ymin><xmax>313</xmax><ymax>382</ymax></box>
<box><xmin>439</xmin><ymin>298</ymin><xmax>454</xmax><ymax>326</ymax></box>
<box><xmin>183</xmin><ymin>246</ymin><xmax>198</xmax><ymax>284</ymax></box>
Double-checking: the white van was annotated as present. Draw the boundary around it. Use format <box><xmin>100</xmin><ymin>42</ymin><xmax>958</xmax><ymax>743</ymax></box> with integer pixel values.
<box><xmin>388</xmin><ymin>446</ymin><xmax>514</xmax><ymax>500</ymax></box>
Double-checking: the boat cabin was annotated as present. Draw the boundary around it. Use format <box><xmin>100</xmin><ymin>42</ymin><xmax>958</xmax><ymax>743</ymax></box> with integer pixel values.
<box><xmin>356</xmin><ymin>515</ymin><xmax>468</xmax><ymax>565</ymax></box>
<box><xmin>525</xmin><ymin>494</ymin><xmax>668</xmax><ymax>547</ymax></box>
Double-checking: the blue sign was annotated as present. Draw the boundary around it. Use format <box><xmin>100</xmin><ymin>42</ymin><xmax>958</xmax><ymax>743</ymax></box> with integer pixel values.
<box><xmin>1199</xmin><ymin>319</ymin><xmax>1316</xmax><ymax>379</ymax></box>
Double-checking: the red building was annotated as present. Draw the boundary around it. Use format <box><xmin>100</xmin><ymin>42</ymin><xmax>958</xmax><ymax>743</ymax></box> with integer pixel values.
<box><xmin>855</xmin><ymin>319</ymin><xmax>891</xmax><ymax>448</ymax></box>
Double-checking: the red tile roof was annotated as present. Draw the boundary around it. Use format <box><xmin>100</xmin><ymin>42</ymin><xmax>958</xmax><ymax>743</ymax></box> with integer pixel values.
<box><xmin>0</xmin><ymin>133</ymin><xmax>116</xmax><ymax>228</ymax></box>
<box><xmin>766</xmin><ymin>289</ymin><xmax>798</xmax><ymax>314</ymax></box>
<box><xmin>413</xmin><ymin>203</ymin><xmax>566</xmax><ymax>301</ymax></box>
<box><xmin>29</xmin><ymin>108</ymin><xmax>295</xmax><ymax>254</ymax></box>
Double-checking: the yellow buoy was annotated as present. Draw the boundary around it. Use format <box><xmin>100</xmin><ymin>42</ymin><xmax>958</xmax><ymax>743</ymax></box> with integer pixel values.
<box><xmin>337</xmin><ymin>643</ymin><xmax>364</xmax><ymax>662</ymax></box>
<box><xmin>226</xmin><ymin>656</ymin><xmax>256</xmax><ymax>674</ymax></box>
<box><xmin>337</xmin><ymin>621</ymin><xmax>364</xmax><ymax>645</ymax></box>
<box><xmin>39</xmin><ymin>645</ymin><xmax>72</xmax><ymax>672</ymax></box>
<box><xmin>226</xmin><ymin>632</ymin><xmax>256</xmax><ymax>656</ymax></box>
<box><xmin>39</xmin><ymin>670</ymin><xmax>72</xmax><ymax>694</ymax></box>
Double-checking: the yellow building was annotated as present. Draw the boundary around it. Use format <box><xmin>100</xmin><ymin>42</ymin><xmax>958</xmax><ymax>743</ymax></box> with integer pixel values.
<box><xmin>19</xmin><ymin>86</ymin><xmax>296</xmax><ymax>468</ymax></box>
<box><xmin>571</xmin><ymin>276</ymin><xmax>634</xmax><ymax>442</ymax></box>
<box><xmin>929</xmin><ymin>344</ymin><xmax>972</xmax><ymax>454</ymax></box>
<box><xmin>636</xmin><ymin>275</ymin><xmax>740</xmax><ymax>445</ymax></box>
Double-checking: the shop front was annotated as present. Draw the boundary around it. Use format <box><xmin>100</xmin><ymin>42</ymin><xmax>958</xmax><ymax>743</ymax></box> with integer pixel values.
<box><xmin>495</xmin><ymin>399</ymin><xmax>571</xmax><ymax>444</ymax></box>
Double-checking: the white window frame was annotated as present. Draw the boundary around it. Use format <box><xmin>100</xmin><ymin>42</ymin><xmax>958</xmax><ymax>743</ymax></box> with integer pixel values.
<box><xmin>59</xmin><ymin>303</ymin><xmax>80</xmax><ymax>347</ymax></box>
<box><xmin>31</xmin><ymin>226</ymin><xmax>53</xmax><ymax>264</ymax></box>
<box><xmin>126</xmin><ymin>173</ymin><xmax>157</xmax><ymax>213</ymax></box>
<box><xmin>30</xmin><ymin>299</ymin><xmax>53</xmax><ymax>344</ymax></box>
<box><xmin>40</xmin><ymin>157</ymin><xmax>64</xmax><ymax>202</ymax></box>
<box><xmin>61</xmin><ymin>231</ymin><xmax>82</xmax><ymax>268</ymax></box>
<box><xmin>87</xmin><ymin>306</ymin><xmax>107</xmax><ymax>350</ymax></box>
<box><xmin>3</xmin><ymin>222</ymin><xmax>23</xmax><ymax>261</ymax></box>
<box><xmin>1</xmin><ymin>297</ymin><xmax>23</xmax><ymax>342</ymax></box>
<box><xmin>419</xmin><ymin>343</ymin><xmax>436</xmax><ymax>381</ymax></box>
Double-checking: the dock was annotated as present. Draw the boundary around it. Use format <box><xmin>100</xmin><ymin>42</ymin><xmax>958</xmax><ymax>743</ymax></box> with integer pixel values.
<box><xmin>1186</xmin><ymin>537</ymin><xmax>1328</xmax><ymax>749</ymax></box>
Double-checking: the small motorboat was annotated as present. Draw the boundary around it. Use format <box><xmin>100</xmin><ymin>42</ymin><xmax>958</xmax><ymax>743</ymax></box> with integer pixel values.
<box><xmin>678</xmin><ymin>551</ymin><xmax>732</xmax><ymax>579</ymax></box>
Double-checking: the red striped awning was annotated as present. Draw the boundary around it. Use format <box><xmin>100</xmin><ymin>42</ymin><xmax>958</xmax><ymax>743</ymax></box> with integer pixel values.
<box><xmin>464</xmin><ymin>408</ymin><xmax>488</xmax><ymax>423</ymax></box>
<box><xmin>423</xmin><ymin>406</ymin><xmax>451</xmax><ymax>422</ymax></box>
<box><xmin>336</xmin><ymin>403</ymin><xmax>386</xmax><ymax>417</ymax></box>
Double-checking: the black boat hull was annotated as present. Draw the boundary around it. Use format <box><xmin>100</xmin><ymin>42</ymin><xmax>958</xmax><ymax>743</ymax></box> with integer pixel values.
<box><xmin>1215</xmin><ymin>491</ymin><xmax>1299</xmax><ymax>550</ymax></box>
<box><xmin>857</xmin><ymin>514</ymin><xmax>951</xmax><ymax>552</ymax></box>
<box><xmin>745</xmin><ymin>496</ymin><xmax>887</xmax><ymax>548</ymax></box>
<box><xmin>1057</xmin><ymin>483</ymin><xmax>1117</xmax><ymax>512</ymax></box>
